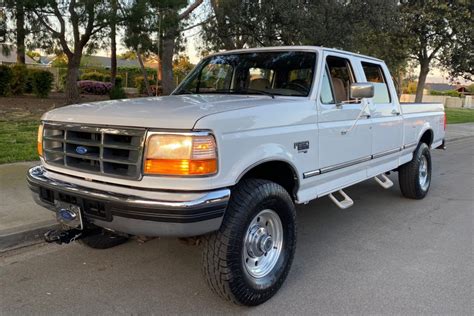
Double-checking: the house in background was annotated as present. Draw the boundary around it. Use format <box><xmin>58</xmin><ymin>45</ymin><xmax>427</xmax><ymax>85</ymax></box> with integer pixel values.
<box><xmin>0</xmin><ymin>46</ymin><xmax>36</xmax><ymax>64</ymax></box>
<box><xmin>80</xmin><ymin>55</ymin><xmax>140</xmax><ymax>69</ymax></box>
<box><xmin>424</xmin><ymin>83</ymin><xmax>456</xmax><ymax>92</ymax></box>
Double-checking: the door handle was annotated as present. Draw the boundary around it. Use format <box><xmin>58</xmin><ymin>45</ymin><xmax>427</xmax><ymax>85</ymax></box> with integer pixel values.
<box><xmin>361</xmin><ymin>114</ymin><xmax>371</xmax><ymax>118</ymax></box>
<box><xmin>391</xmin><ymin>109</ymin><xmax>401</xmax><ymax>116</ymax></box>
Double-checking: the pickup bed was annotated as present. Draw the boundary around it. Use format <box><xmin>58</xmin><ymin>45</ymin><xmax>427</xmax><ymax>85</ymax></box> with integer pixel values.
<box><xmin>28</xmin><ymin>46</ymin><xmax>445</xmax><ymax>306</ymax></box>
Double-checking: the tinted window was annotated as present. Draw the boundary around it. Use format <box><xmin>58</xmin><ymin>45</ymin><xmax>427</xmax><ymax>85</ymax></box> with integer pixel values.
<box><xmin>326</xmin><ymin>56</ymin><xmax>357</xmax><ymax>103</ymax></box>
<box><xmin>362</xmin><ymin>62</ymin><xmax>391</xmax><ymax>103</ymax></box>
<box><xmin>176</xmin><ymin>51</ymin><xmax>317</xmax><ymax>97</ymax></box>
<box><xmin>320</xmin><ymin>68</ymin><xmax>335</xmax><ymax>104</ymax></box>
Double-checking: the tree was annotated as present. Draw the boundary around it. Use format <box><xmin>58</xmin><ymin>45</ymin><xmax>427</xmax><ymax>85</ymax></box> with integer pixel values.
<box><xmin>399</xmin><ymin>0</ymin><xmax>472</xmax><ymax>102</ymax></box>
<box><xmin>123</xmin><ymin>0</ymin><xmax>158</xmax><ymax>96</ymax></box>
<box><xmin>158</xmin><ymin>0</ymin><xmax>203</xmax><ymax>95</ymax></box>
<box><xmin>110</xmin><ymin>0</ymin><xmax>118</xmax><ymax>87</ymax></box>
<box><xmin>4</xmin><ymin>0</ymin><xmax>36</xmax><ymax>64</ymax></box>
<box><xmin>34</xmin><ymin>0</ymin><xmax>110</xmax><ymax>103</ymax></box>
<box><xmin>173</xmin><ymin>54</ymin><xmax>193</xmax><ymax>84</ymax></box>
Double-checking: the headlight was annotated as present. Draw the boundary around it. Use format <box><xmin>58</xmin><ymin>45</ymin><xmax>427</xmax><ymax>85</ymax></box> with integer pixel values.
<box><xmin>37</xmin><ymin>124</ymin><xmax>44</xmax><ymax>157</ymax></box>
<box><xmin>144</xmin><ymin>133</ymin><xmax>217</xmax><ymax>176</ymax></box>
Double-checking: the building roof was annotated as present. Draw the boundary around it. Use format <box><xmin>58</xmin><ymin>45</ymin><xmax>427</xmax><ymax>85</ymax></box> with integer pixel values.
<box><xmin>80</xmin><ymin>55</ymin><xmax>140</xmax><ymax>68</ymax></box>
<box><xmin>0</xmin><ymin>46</ymin><xmax>36</xmax><ymax>64</ymax></box>
<box><xmin>425</xmin><ymin>83</ymin><xmax>455</xmax><ymax>91</ymax></box>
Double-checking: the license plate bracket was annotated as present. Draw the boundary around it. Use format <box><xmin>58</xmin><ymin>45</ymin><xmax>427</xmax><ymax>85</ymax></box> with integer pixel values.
<box><xmin>54</xmin><ymin>201</ymin><xmax>83</xmax><ymax>230</ymax></box>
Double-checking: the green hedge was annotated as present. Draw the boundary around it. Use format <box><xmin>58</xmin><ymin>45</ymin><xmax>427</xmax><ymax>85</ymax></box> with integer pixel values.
<box><xmin>0</xmin><ymin>65</ymin><xmax>13</xmax><ymax>96</ymax></box>
<box><xmin>430</xmin><ymin>90</ymin><xmax>462</xmax><ymax>97</ymax></box>
<box><xmin>10</xmin><ymin>64</ymin><xmax>28</xmax><ymax>95</ymax></box>
<box><xmin>31</xmin><ymin>70</ymin><xmax>54</xmax><ymax>98</ymax></box>
<box><xmin>81</xmin><ymin>71</ymin><xmax>123</xmax><ymax>87</ymax></box>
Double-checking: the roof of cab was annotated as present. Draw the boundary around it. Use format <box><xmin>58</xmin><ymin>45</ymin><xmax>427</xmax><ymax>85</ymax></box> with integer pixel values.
<box><xmin>206</xmin><ymin>45</ymin><xmax>384</xmax><ymax>63</ymax></box>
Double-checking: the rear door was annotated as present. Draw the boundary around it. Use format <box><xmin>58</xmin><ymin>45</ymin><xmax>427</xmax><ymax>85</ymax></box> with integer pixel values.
<box><xmin>317</xmin><ymin>52</ymin><xmax>372</xmax><ymax>172</ymax></box>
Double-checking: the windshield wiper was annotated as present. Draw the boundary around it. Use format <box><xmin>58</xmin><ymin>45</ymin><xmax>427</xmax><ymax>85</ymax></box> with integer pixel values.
<box><xmin>216</xmin><ymin>88</ymin><xmax>275</xmax><ymax>99</ymax></box>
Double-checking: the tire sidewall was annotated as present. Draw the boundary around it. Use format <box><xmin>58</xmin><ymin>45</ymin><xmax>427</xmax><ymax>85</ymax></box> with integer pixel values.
<box><xmin>414</xmin><ymin>143</ymin><xmax>432</xmax><ymax>197</ymax></box>
<box><xmin>227</xmin><ymin>181</ymin><xmax>297</xmax><ymax>296</ymax></box>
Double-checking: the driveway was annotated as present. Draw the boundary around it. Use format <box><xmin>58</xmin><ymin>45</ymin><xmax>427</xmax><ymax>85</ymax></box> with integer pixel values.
<box><xmin>0</xmin><ymin>138</ymin><xmax>472</xmax><ymax>315</ymax></box>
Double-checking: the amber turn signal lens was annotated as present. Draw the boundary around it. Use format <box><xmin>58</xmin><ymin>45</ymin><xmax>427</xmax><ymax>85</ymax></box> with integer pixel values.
<box><xmin>37</xmin><ymin>124</ymin><xmax>44</xmax><ymax>157</ymax></box>
<box><xmin>145</xmin><ymin>159</ymin><xmax>217</xmax><ymax>175</ymax></box>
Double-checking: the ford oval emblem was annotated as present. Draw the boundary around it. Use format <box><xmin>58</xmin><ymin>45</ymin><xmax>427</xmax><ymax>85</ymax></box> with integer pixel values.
<box><xmin>75</xmin><ymin>146</ymin><xmax>88</xmax><ymax>155</ymax></box>
<box><xmin>58</xmin><ymin>209</ymin><xmax>76</xmax><ymax>221</ymax></box>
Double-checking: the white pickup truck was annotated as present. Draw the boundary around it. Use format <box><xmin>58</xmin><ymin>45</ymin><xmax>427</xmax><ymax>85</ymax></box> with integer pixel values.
<box><xmin>28</xmin><ymin>46</ymin><xmax>445</xmax><ymax>306</ymax></box>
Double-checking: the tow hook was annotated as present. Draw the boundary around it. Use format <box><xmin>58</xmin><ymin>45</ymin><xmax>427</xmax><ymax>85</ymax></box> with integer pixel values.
<box><xmin>44</xmin><ymin>228</ymin><xmax>83</xmax><ymax>245</ymax></box>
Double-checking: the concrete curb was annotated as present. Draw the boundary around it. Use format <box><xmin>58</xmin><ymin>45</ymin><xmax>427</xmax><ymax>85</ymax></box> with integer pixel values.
<box><xmin>0</xmin><ymin>221</ymin><xmax>58</xmax><ymax>252</ymax></box>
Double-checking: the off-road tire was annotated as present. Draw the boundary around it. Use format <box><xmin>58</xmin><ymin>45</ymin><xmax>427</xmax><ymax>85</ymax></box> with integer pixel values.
<box><xmin>399</xmin><ymin>142</ymin><xmax>432</xmax><ymax>199</ymax></box>
<box><xmin>202</xmin><ymin>179</ymin><xmax>297</xmax><ymax>306</ymax></box>
<box><xmin>78</xmin><ymin>229</ymin><xmax>129</xmax><ymax>249</ymax></box>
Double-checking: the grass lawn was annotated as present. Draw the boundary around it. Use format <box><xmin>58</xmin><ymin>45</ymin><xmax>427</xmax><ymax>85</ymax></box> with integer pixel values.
<box><xmin>0</xmin><ymin>120</ymin><xmax>39</xmax><ymax>164</ymax></box>
<box><xmin>445</xmin><ymin>107</ymin><xmax>474</xmax><ymax>124</ymax></box>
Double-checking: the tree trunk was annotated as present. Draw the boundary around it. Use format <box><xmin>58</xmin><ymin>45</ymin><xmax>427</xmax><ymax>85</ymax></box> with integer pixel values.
<box><xmin>16</xmin><ymin>0</ymin><xmax>25</xmax><ymax>64</ymax></box>
<box><xmin>65</xmin><ymin>55</ymin><xmax>81</xmax><ymax>104</ymax></box>
<box><xmin>136</xmin><ymin>50</ymin><xmax>152</xmax><ymax>96</ymax></box>
<box><xmin>110</xmin><ymin>0</ymin><xmax>117</xmax><ymax>87</ymax></box>
<box><xmin>415</xmin><ymin>60</ymin><xmax>430</xmax><ymax>103</ymax></box>
<box><xmin>161</xmin><ymin>36</ymin><xmax>175</xmax><ymax>95</ymax></box>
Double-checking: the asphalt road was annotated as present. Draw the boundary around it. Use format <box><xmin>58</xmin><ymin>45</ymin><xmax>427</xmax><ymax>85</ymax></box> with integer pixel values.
<box><xmin>1</xmin><ymin>138</ymin><xmax>472</xmax><ymax>315</ymax></box>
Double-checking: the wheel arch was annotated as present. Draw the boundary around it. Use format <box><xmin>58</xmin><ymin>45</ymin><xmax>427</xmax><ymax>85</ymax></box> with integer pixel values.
<box><xmin>419</xmin><ymin>128</ymin><xmax>434</xmax><ymax>146</ymax></box>
<box><xmin>236</xmin><ymin>159</ymin><xmax>300</xmax><ymax>200</ymax></box>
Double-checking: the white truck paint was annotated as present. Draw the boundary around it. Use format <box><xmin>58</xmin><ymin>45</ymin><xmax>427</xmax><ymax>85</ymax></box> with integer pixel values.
<box><xmin>28</xmin><ymin>46</ymin><xmax>445</xmax><ymax>305</ymax></box>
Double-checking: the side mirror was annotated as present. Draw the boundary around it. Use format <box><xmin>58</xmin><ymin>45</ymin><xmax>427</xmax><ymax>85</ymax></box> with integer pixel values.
<box><xmin>350</xmin><ymin>82</ymin><xmax>374</xmax><ymax>99</ymax></box>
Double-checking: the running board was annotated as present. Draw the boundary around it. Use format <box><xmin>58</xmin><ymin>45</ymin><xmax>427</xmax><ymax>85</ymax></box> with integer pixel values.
<box><xmin>374</xmin><ymin>174</ymin><xmax>394</xmax><ymax>189</ymax></box>
<box><xmin>328</xmin><ymin>190</ymin><xmax>354</xmax><ymax>209</ymax></box>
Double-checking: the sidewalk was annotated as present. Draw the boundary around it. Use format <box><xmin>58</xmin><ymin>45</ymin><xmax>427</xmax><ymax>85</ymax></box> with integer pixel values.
<box><xmin>0</xmin><ymin>161</ymin><xmax>57</xmax><ymax>251</ymax></box>
<box><xmin>0</xmin><ymin>123</ymin><xmax>472</xmax><ymax>251</ymax></box>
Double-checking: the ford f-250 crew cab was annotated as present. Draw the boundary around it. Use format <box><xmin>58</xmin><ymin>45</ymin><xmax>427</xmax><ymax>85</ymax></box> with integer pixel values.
<box><xmin>28</xmin><ymin>46</ymin><xmax>446</xmax><ymax>306</ymax></box>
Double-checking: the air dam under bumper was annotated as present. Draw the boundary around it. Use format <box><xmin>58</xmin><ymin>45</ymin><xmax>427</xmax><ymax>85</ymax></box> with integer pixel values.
<box><xmin>27</xmin><ymin>166</ymin><xmax>230</xmax><ymax>237</ymax></box>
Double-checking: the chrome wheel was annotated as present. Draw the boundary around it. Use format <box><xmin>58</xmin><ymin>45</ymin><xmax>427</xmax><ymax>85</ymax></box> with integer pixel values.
<box><xmin>419</xmin><ymin>155</ymin><xmax>430</xmax><ymax>190</ymax></box>
<box><xmin>243</xmin><ymin>209</ymin><xmax>283</xmax><ymax>279</ymax></box>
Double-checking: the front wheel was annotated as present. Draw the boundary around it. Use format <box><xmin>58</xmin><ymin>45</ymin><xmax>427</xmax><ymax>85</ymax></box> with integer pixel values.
<box><xmin>202</xmin><ymin>179</ymin><xmax>296</xmax><ymax>306</ymax></box>
<box><xmin>398</xmin><ymin>142</ymin><xmax>432</xmax><ymax>199</ymax></box>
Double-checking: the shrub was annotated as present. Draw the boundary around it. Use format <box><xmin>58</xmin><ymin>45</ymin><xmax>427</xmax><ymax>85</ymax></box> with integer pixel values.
<box><xmin>0</xmin><ymin>65</ymin><xmax>13</xmax><ymax>96</ymax></box>
<box><xmin>24</xmin><ymin>69</ymin><xmax>35</xmax><ymax>93</ymax></box>
<box><xmin>80</xmin><ymin>71</ymin><xmax>105</xmax><ymax>82</ymax></box>
<box><xmin>109</xmin><ymin>85</ymin><xmax>127</xmax><ymax>100</ymax></box>
<box><xmin>135</xmin><ymin>77</ymin><xmax>147</xmax><ymax>94</ymax></box>
<box><xmin>31</xmin><ymin>70</ymin><xmax>54</xmax><ymax>98</ymax></box>
<box><xmin>77</xmin><ymin>80</ymin><xmax>112</xmax><ymax>95</ymax></box>
<box><xmin>103</xmin><ymin>74</ymin><xmax>123</xmax><ymax>87</ymax></box>
<box><xmin>135</xmin><ymin>77</ymin><xmax>161</xmax><ymax>95</ymax></box>
<box><xmin>10</xmin><ymin>64</ymin><xmax>28</xmax><ymax>95</ymax></box>
<box><xmin>430</xmin><ymin>90</ymin><xmax>462</xmax><ymax>97</ymax></box>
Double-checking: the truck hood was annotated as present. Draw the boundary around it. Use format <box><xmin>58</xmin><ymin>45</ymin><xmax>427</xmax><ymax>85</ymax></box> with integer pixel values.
<box><xmin>42</xmin><ymin>94</ymin><xmax>282</xmax><ymax>129</ymax></box>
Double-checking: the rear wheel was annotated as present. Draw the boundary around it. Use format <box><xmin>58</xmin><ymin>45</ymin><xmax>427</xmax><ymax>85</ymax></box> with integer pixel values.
<box><xmin>399</xmin><ymin>142</ymin><xmax>432</xmax><ymax>199</ymax></box>
<box><xmin>202</xmin><ymin>179</ymin><xmax>296</xmax><ymax>306</ymax></box>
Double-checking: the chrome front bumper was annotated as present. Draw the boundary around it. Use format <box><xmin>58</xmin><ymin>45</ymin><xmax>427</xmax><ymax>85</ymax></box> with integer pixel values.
<box><xmin>27</xmin><ymin>166</ymin><xmax>230</xmax><ymax>237</ymax></box>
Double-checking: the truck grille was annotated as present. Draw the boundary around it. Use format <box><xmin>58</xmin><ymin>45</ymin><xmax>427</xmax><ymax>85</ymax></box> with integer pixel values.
<box><xmin>42</xmin><ymin>123</ymin><xmax>146</xmax><ymax>180</ymax></box>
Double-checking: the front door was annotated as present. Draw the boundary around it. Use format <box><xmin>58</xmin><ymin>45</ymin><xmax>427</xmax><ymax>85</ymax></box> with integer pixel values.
<box><xmin>317</xmin><ymin>53</ymin><xmax>372</xmax><ymax>175</ymax></box>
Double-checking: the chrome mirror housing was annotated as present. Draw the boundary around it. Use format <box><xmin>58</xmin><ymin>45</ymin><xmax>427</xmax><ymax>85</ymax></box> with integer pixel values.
<box><xmin>350</xmin><ymin>82</ymin><xmax>374</xmax><ymax>99</ymax></box>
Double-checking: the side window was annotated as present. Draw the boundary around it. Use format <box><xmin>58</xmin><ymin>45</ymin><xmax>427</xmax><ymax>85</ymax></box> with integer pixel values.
<box><xmin>326</xmin><ymin>56</ymin><xmax>357</xmax><ymax>103</ymax></box>
<box><xmin>361</xmin><ymin>62</ymin><xmax>391</xmax><ymax>103</ymax></box>
<box><xmin>320</xmin><ymin>67</ymin><xmax>335</xmax><ymax>104</ymax></box>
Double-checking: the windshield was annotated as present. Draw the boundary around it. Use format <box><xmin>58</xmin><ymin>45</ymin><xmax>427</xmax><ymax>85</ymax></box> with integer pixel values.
<box><xmin>174</xmin><ymin>51</ymin><xmax>316</xmax><ymax>97</ymax></box>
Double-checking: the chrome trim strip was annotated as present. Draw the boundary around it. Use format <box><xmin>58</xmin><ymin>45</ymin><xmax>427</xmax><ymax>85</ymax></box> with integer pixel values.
<box><xmin>27</xmin><ymin>166</ymin><xmax>230</xmax><ymax>210</ymax></box>
<box><xmin>372</xmin><ymin>147</ymin><xmax>401</xmax><ymax>159</ymax></box>
<box><xmin>303</xmin><ymin>170</ymin><xmax>321</xmax><ymax>179</ymax></box>
<box><xmin>320</xmin><ymin>156</ymin><xmax>372</xmax><ymax>174</ymax></box>
<box><xmin>403</xmin><ymin>141</ymin><xmax>418</xmax><ymax>150</ymax></box>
